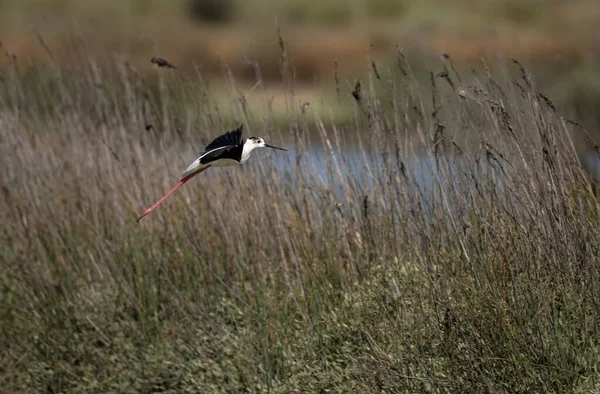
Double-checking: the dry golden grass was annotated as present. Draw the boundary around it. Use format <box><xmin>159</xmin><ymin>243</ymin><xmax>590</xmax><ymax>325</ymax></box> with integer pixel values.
<box><xmin>1</xmin><ymin>33</ymin><xmax>600</xmax><ymax>391</ymax></box>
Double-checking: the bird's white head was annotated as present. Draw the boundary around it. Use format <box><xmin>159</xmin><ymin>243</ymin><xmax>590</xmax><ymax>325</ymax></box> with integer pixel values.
<box><xmin>247</xmin><ymin>136</ymin><xmax>266</xmax><ymax>149</ymax></box>
<box><xmin>241</xmin><ymin>136</ymin><xmax>287</xmax><ymax>162</ymax></box>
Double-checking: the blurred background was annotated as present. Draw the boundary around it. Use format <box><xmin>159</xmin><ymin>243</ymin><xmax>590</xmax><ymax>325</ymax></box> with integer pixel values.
<box><xmin>1</xmin><ymin>0</ymin><xmax>600</xmax><ymax>129</ymax></box>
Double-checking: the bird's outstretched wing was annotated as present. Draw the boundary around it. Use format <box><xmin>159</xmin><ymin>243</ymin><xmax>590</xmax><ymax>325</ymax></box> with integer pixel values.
<box><xmin>203</xmin><ymin>125</ymin><xmax>244</xmax><ymax>153</ymax></box>
<box><xmin>199</xmin><ymin>144</ymin><xmax>242</xmax><ymax>164</ymax></box>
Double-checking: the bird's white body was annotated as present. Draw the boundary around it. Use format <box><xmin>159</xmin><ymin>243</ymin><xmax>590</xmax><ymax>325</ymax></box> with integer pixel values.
<box><xmin>180</xmin><ymin>140</ymin><xmax>259</xmax><ymax>178</ymax></box>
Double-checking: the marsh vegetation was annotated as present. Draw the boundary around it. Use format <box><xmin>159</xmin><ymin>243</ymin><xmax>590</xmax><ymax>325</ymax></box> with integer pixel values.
<box><xmin>1</xmin><ymin>33</ymin><xmax>600</xmax><ymax>392</ymax></box>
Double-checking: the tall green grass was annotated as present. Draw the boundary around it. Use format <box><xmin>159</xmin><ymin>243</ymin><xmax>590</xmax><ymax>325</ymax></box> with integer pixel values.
<box><xmin>1</xmin><ymin>38</ymin><xmax>600</xmax><ymax>392</ymax></box>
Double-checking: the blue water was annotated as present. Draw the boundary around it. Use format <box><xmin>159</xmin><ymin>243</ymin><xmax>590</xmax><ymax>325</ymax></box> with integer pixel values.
<box><xmin>265</xmin><ymin>143</ymin><xmax>486</xmax><ymax>195</ymax></box>
<box><xmin>584</xmin><ymin>150</ymin><xmax>600</xmax><ymax>180</ymax></box>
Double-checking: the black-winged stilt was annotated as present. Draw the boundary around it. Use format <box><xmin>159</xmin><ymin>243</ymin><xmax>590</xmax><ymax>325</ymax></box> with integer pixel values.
<box><xmin>136</xmin><ymin>125</ymin><xmax>287</xmax><ymax>222</ymax></box>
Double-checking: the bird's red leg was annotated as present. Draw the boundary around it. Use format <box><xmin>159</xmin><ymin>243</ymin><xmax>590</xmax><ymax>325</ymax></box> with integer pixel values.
<box><xmin>136</xmin><ymin>166</ymin><xmax>209</xmax><ymax>222</ymax></box>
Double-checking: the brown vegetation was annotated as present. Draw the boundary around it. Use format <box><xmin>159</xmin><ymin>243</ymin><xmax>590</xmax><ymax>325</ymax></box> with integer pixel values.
<box><xmin>1</xmin><ymin>34</ymin><xmax>600</xmax><ymax>391</ymax></box>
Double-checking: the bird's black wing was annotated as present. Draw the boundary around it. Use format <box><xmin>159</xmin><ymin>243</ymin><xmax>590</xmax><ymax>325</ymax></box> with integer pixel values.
<box><xmin>199</xmin><ymin>144</ymin><xmax>243</xmax><ymax>165</ymax></box>
<box><xmin>203</xmin><ymin>125</ymin><xmax>244</xmax><ymax>153</ymax></box>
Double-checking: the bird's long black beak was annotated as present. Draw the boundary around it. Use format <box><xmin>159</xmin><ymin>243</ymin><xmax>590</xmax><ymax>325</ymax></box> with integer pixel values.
<box><xmin>265</xmin><ymin>144</ymin><xmax>287</xmax><ymax>151</ymax></box>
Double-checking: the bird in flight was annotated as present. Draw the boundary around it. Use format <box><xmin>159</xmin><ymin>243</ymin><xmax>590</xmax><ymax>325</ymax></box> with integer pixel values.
<box><xmin>137</xmin><ymin>125</ymin><xmax>287</xmax><ymax>222</ymax></box>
